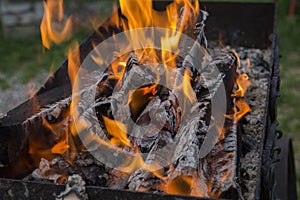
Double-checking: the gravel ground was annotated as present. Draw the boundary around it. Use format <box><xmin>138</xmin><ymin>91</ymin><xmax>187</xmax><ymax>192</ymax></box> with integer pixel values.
<box><xmin>0</xmin><ymin>71</ymin><xmax>49</xmax><ymax>117</ymax></box>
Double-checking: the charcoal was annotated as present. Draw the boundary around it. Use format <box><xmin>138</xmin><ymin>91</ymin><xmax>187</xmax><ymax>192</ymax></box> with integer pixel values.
<box><xmin>131</xmin><ymin>90</ymin><xmax>181</xmax><ymax>152</ymax></box>
<box><xmin>25</xmin><ymin>158</ymin><xmax>67</xmax><ymax>184</ymax></box>
<box><xmin>120</xmin><ymin>54</ymin><xmax>157</xmax><ymax>94</ymax></box>
<box><xmin>194</xmin><ymin>10</ymin><xmax>209</xmax><ymax>48</ymax></box>
<box><xmin>127</xmin><ymin>131</ymin><xmax>173</xmax><ymax>192</ymax></box>
<box><xmin>128</xmin><ymin>169</ymin><xmax>162</xmax><ymax>192</ymax></box>
<box><xmin>107</xmin><ymin>169</ymin><xmax>130</xmax><ymax>189</ymax></box>
<box><xmin>24</xmin><ymin>153</ymin><xmax>107</xmax><ymax>187</ymax></box>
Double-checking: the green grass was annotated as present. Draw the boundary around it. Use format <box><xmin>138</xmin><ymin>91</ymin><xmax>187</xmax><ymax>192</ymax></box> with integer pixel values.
<box><xmin>275</xmin><ymin>0</ymin><xmax>300</xmax><ymax>197</ymax></box>
<box><xmin>0</xmin><ymin>29</ymin><xmax>90</xmax><ymax>87</ymax></box>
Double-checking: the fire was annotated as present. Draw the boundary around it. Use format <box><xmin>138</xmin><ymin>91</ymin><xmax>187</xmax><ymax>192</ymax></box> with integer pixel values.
<box><xmin>183</xmin><ymin>69</ymin><xmax>197</xmax><ymax>103</ymax></box>
<box><xmin>102</xmin><ymin>116</ymin><xmax>131</xmax><ymax>147</ymax></box>
<box><xmin>67</xmin><ymin>41</ymin><xmax>80</xmax><ymax>86</ymax></box>
<box><xmin>162</xmin><ymin>173</ymin><xmax>207</xmax><ymax>197</ymax></box>
<box><xmin>128</xmin><ymin>84</ymin><xmax>158</xmax><ymax>104</ymax></box>
<box><xmin>235</xmin><ymin>100</ymin><xmax>251</xmax><ymax>121</ymax></box>
<box><xmin>118</xmin><ymin>0</ymin><xmax>199</xmax><ymax>65</ymax></box>
<box><xmin>42</xmin><ymin>118</ymin><xmax>70</xmax><ymax>155</ymax></box>
<box><xmin>119</xmin><ymin>0</ymin><xmax>198</xmax><ymax>30</ymax></box>
<box><xmin>111</xmin><ymin>61</ymin><xmax>127</xmax><ymax>80</ymax></box>
<box><xmin>232</xmin><ymin>73</ymin><xmax>251</xmax><ymax>97</ymax></box>
<box><xmin>226</xmin><ymin>99</ymin><xmax>251</xmax><ymax>122</ymax></box>
<box><xmin>40</xmin><ymin>0</ymin><xmax>73</xmax><ymax>49</ymax></box>
<box><xmin>32</xmin><ymin>0</ymin><xmax>253</xmax><ymax>198</ymax></box>
<box><xmin>166</xmin><ymin>174</ymin><xmax>193</xmax><ymax>195</ymax></box>
<box><xmin>226</xmin><ymin>51</ymin><xmax>251</xmax><ymax>122</ymax></box>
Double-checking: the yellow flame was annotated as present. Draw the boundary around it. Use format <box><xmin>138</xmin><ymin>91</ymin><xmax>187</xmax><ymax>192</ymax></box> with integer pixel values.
<box><xmin>109</xmin><ymin>61</ymin><xmax>127</xmax><ymax>80</ymax></box>
<box><xmin>226</xmin><ymin>99</ymin><xmax>251</xmax><ymax>122</ymax></box>
<box><xmin>42</xmin><ymin>117</ymin><xmax>70</xmax><ymax>155</ymax></box>
<box><xmin>67</xmin><ymin>41</ymin><xmax>80</xmax><ymax>86</ymax></box>
<box><xmin>103</xmin><ymin>116</ymin><xmax>131</xmax><ymax>147</ymax></box>
<box><xmin>232</xmin><ymin>73</ymin><xmax>251</xmax><ymax>97</ymax></box>
<box><xmin>166</xmin><ymin>175</ymin><xmax>193</xmax><ymax>195</ymax></box>
<box><xmin>183</xmin><ymin>69</ymin><xmax>197</xmax><ymax>103</ymax></box>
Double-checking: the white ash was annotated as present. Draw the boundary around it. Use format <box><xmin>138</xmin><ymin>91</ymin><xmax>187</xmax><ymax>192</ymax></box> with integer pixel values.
<box><xmin>209</xmin><ymin>46</ymin><xmax>270</xmax><ymax>199</ymax></box>
<box><xmin>236</xmin><ymin>47</ymin><xmax>270</xmax><ymax>200</ymax></box>
<box><xmin>240</xmin><ymin>151</ymin><xmax>260</xmax><ymax>200</ymax></box>
<box><xmin>30</xmin><ymin>158</ymin><xmax>65</xmax><ymax>184</ymax></box>
<box><xmin>56</xmin><ymin>174</ymin><xmax>88</xmax><ymax>200</ymax></box>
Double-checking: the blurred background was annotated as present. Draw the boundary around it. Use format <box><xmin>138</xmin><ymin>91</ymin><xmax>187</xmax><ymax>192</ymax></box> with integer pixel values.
<box><xmin>0</xmin><ymin>0</ymin><xmax>299</xmax><ymax>196</ymax></box>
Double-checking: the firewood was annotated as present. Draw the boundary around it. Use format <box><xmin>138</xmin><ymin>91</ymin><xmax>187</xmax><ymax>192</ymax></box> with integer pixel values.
<box><xmin>24</xmin><ymin>152</ymin><xmax>107</xmax><ymax>187</ymax></box>
<box><xmin>125</xmin><ymin>9</ymin><xmax>238</xmax><ymax>194</ymax></box>
<box><xmin>126</xmin><ymin>50</ymin><xmax>238</xmax><ymax>196</ymax></box>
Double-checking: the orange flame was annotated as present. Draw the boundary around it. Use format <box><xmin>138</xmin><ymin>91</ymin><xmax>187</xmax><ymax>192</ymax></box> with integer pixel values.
<box><xmin>226</xmin><ymin>50</ymin><xmax>251</xmax><ymax>122</ymax></box>
<box><xmin>235</xmin><ymin>100</ymin><xmax>251</xmax><ymax>121</ymax></box>
<box><xmin>119</xmin><ymin>0</ymin><xmax>199</xmax><ymax>31</ymax></box>
<box><xmin>40</xmin><ymin>0</ymin><xmax>73</xmax><ymax>49</ymax></box>
<box><xmin>163</xmin><ymin>174</ymin><xmax>205</xmax><ymax>197</ymax></box>
<box><xmin>118</xmin><ymin>0</ymin><xmax>199</xmax><ymax>67</ymax></box>
<box><xmin>226</xmin><ymin>99</ymin><xmax>251</xmax><ymax>122</ymax></box>
<box><xmin>103</xmin><ymin>116</ymin><xmax>131</xmax><ymax>147</ymax></box>
<box><xmin>183</xmin><ymin>69</ymin><xmax>197</xmax><ymax>103</ymax></box>
<box><xmin>232</xmin><ymin>73</ymin><xmax>251</xmax><ymax>97</ymax></box>
<box><xmin>109</xmin><ymin>61</ymin><xmax>127</xmax><ymax>80</ymax></box>
<box><xmin>166</xmin><ymin>175</ymin><xmax>193</xmax><ymax>195</ymax></box>
<box><xmin>67</xmin><ymin>41</ymin><xmax>80</xmax><ymax>86</ymax></box>
<box><xmin>42</xmin><ymin>118</ymin><xmax>70</xmax><ymax>155</ymax></box>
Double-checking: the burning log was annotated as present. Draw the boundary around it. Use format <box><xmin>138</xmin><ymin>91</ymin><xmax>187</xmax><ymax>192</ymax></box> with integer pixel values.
<box><xmin>125</xmin><ymin>50</ymin><xmax>238</xmax><ymax>197</ymax></box>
